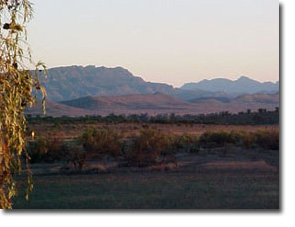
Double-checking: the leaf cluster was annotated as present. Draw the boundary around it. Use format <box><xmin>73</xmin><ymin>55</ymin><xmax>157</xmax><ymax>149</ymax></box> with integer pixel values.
<box><xmin>0</xmin><ymin>0</ymin><xmax>45</xmax><ymax>209</ymax></box>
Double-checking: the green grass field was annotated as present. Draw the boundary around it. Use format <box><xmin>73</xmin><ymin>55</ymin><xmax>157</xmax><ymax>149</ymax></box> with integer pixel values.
<box><xmin>13</xmin><ymin>168</ymin><xmax>279</xmax><ymax>209</ymax></box>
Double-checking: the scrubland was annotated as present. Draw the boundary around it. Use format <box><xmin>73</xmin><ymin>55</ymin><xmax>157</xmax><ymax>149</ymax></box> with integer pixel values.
<box><xmin>13</xmin><ymin>121</ymin><xmax>279</xmax><ymax>209</ymax></box>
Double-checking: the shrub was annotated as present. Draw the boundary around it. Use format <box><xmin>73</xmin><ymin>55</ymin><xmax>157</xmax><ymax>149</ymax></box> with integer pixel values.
<box><xmin>123</xmin><ymin>129</ymin><xmax>171</xmax><ymax>167</ymax></box>
<box><xmin>46</xmin><ymin>137</ymin><xmax>64</xmax><ymax>162</ymax></box>
<box><xmin>172</xmin><ymin>133</ymin><xmax>199</xmax><ymax>153</ymax></box>
<box><xmin>26</xmin><ymin>137</ymin><xmax>66</xmax><ymax>163</ymax></box>
<box><xmin>26</xmin><ymin>137</ymin><xmax>49</xmax><ymax>163</ymax></box>
<box><xmin>79</xmin><ymin>128</ymin><xmax>123</xmax><ymax>159</ymax></box>
<box><xmin>238</xmin><ymin>132</ymin><xmax>256</xmax><ymax>149</ymax></box>
<box><xmin>198</xmin><ymin>130</ymin><xmax>279</xmax><ymax>150</ymax></box>
<box><xmin>199</xmin><ymin>131</ymin><xmax>240</xmax><ymax>147</ymax></box>
<box><xmin>254</xmin><ymin>130</ymin><xmax>279</xmax><ymax>150</ymax></box>
<box><xmin>58</xmin><ymin>140</ymin><xmax>87</xmax><ymax>170</ymax></box>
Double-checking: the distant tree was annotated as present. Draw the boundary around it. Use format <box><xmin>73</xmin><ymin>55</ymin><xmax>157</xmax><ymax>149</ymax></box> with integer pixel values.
<box><xmin>0</xmin><ymin>0</ymin><xmax>46</xmax><ymax>209</ymax></box>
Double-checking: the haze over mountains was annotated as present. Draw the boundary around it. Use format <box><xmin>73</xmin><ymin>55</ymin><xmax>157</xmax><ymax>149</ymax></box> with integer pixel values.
<box><xmin>41</xmin><ymin>65</ymin><xmax>279</xmax><ymax>102</ymax></box>
<box><xmin>41</xmin><ymin>65</ymin><xmax>174</xmax><ymax>102</ymax></box>
<box><xmin>28</xmin><ymin>65</ymin><xmax>279</xmax><ymax>117</ymax></box>
<box><xmin>181</xmin><ymin>76</ymin><xmax>279</xmax><ymax>94</ymax></box>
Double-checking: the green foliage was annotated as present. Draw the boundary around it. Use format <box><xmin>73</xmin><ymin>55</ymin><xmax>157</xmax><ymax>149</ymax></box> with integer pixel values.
<box><xmin>198</xmin><ymin>130</ymin><xmax>279</xmax><ymax>151</ymax></box>
<box><xmin>123</xmin><ymin>129</ymin><xmax>171</xmax><ymax>167</ymax></box>
<box><xmin>79</xmin><ymin>128</ymin><xmax>123</xmax><ymax>158</ymax></box>
<box><xmin>27</xmin><ymin>108</ymin><xmax>279</xmax><ymax>126</ymax></box>
<box><xmin>254</xmin><ymin>130</ymin><xmax>279</xmax><ymax>150</ymax></box>
<box><xmin>26</xmin><ymin>137</ymin><xmax>88</xmax><ymax>170</ymax></box>
<box><xmin>199</xmin><ymin>131</ymin><xmax>240</xmax><ymax>147</ymax></box>
<box><xmin>26</xmin><ymin>137</ymin><xmax>64</xmax><ymax>163</ymax></box>
<box><xmin>26</xmin><ymin>137</ymin><xmax>48</xmax><ymax>163</ymax></box>
<box><xmin>172</xmin><ymin>133</ymin><xmax>199</xmax><ymax>153</ymax></box>
<box><xmin>237</xmin><ymin>132</ymin><xmax>256</xmax><ymax>149</ymax></box>
<box><xmin>0</xmin><ymin>0</ymin><xmax>46</xmax><ymax>209</ymax></box>
<box><xmin>58</xmin><ymin>140</ymin><xmax>86</xmax><ymax>171</ymax></box>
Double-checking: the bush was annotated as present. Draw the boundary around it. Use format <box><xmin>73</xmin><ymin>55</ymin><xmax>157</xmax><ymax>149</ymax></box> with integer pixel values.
<box><xmin>199</xmin><ymin>131</ymin><xmax>240</xmax><ymax>147</ymax></box>
<box><xmin>46</xmin><ymin>137</ymin><xmax>64</xmax><ymax>162</ymax></box>
<box><xmin>123</xmin><ymin>129</ymin><xmax>172</xmax><ymax>167</ymax></box>
<box><xmin>26</xmin><ymin>137</ymin><xmax>69</xmax><ymax>163</ymax></box>
<box><xmin>254</xmin><ymin>130</ymin><xmax>279</xmax><ymax>150</ymax></box>
<box><xmin>172</xmin><ymin>133</ymin><xmax>199</xmax><ymax>153</ymax></box>
<box><xmin>26</xmin><ymin>137</ymin><xmax>49</xmax><ymax>163</ymax></box>
<box><xmin>198</xmin><ymin>130</ymin><xmax>279</xmax><ymax>150</ymax></box>
<box><xmin>237</xmin><ymin>131</ymin><xmax>256</xmax><ymax>149</ymax></box>
<box><xmin>79</xmin><ymin>128</ymin><xmax>123</xmax><ymax>159</ymax></box>
<box><xmin>58</xmin><ymin>140</ymin><xmax>87</xmax><ymax>170</ymax></box>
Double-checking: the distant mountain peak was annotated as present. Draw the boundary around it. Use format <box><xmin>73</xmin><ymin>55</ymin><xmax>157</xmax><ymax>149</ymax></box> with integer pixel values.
<box><xmin>181</xmin><ymin>75</ymin><xmax>279</xmax><ymax>94</ymax></box>
<box><xmin>237</xmin><ymin>76</ymin><xmax>252</xmax><ymax>81</ymax></box>
<box><xmin>42</xmin><ymin>65</ymin><xmax>176</xmax><ymax>102</ymax></box>
<box><xmin>40</xmin><ymin>65</ymin><xmax>279</xmax><ymax>103</ymax></box>
<box><xmin>85</xmin><ymin>65</ymin><xmax>96</xmax><ymax>68</ymax></box>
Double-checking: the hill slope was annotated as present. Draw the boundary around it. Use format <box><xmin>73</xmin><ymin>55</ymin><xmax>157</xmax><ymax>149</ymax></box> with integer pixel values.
<box><xmin>60</xmin><ymin>93</ymin><xmax>194</xmax><ymax>115</ymax></box>
<box><xmin>48</xmin><ymin>93</ymin><xmax>278</xmax><ymax>117</ymax></box>
<box><xmin>26</xmin><ymin>101</ymin><xmax>94</xmax><ymax>117</ymax></box>
<box><xmin>26</xmin><ymin>92</ymin><xmax>279</xmax><ymax>117</ymax></box>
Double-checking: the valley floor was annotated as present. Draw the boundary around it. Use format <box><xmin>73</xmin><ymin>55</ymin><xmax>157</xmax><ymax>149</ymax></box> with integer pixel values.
<box><xmin>13</xmin><ymin>146</ymin><xmax>279</xmax><ymax>209</ymax></box>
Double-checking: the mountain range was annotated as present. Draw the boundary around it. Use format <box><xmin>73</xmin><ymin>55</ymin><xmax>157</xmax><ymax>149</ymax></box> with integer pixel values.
<box><xmin>26</xmin><ymin>65</ymin><xmax>279</xmax><ymax>117</ymax></box>
<box><xmin>40</xmin><ymin>65</ymin><xmax>174</xmax><ymax>102</ymax></box>
<box><xmin>181</xmin><ymin>76</ymin><xmax>279</xmax><ymax>94</ymax></box>
<box><xmin>40</xmin><ymin>65</ymin><xmax>279</xmax><ymax>102</ymax></box>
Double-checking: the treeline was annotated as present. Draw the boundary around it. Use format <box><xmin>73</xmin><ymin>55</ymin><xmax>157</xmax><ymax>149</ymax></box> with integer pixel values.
<box><xmin>27</xmin><ymin>108</ymin><xmax>279</xmax><ymax>125</ymax></box>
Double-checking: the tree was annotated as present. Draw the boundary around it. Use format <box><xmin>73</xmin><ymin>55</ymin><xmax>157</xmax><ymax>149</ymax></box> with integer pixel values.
<box><xmin>0</xmin><ymin>0</ymin><xmax>46</xmax><ymax>209</ymax></box>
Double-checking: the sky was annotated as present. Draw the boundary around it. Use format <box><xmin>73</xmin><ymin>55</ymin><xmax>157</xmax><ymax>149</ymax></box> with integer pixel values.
<box><xmin>28</xmin><ymin>0</ymin><xmax>279</xmax><ymax>87</ymax></box>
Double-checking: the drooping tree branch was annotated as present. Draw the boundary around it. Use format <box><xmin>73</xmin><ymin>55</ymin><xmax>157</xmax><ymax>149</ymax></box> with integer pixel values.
<box><xmin>0</xmin><ymin>0</ymin><xmax>46</xmax><ymax>209</ymax></box>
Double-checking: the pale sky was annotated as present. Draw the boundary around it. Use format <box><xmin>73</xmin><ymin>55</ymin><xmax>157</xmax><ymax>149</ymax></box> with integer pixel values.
<box><xmin>28</xmin><ymin>0</ymin><xmax>279</xmax><ymax>87</ymax></box>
